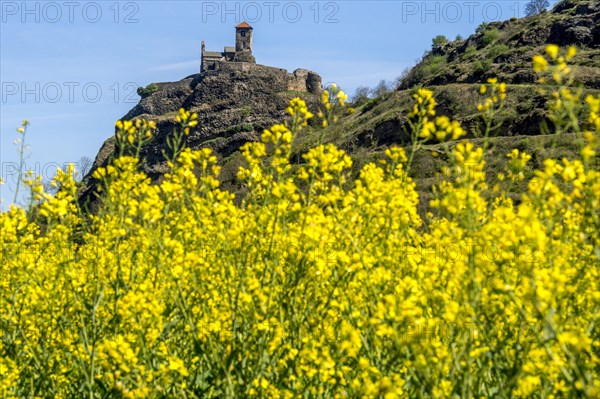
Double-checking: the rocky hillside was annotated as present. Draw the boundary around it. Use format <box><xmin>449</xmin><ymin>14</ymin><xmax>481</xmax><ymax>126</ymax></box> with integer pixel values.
<box><xmin>400</xmin><ymin>0</ymin><xmax>600</xmax><ymax>88</ymax></box>
<box><xmin>80</xmin><ymin>0</ymin><xmax>600</xmax><ymax>210</ymax></box>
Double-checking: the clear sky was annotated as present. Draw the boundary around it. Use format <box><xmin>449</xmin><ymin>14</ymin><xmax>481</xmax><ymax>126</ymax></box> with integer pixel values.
<box><xmin>0</xmin><ymin>0</ymin><xmax>554</xmax><ymax>208</ymax></box>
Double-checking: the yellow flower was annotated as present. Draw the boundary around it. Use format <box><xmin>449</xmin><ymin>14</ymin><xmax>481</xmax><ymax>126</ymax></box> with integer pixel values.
<box><xmin>581</xmin><ymin>145</ymin><xmax>595</xmax><ymax>160</ymax></box>
<box><xmin>419</xmin><ymin>120</ymin><xmax>435</xmax><ymax>139</ymax></box>
<box><xmin>565</xmin><ymin>46</ymin><xmax>577</xmax><ymax>61</ymax></box>
<box><xmin>545</xmin><ymin>44</ymin><xmax>559</xmax><ymax>59</ymax></box>
<box><xmin>499</xmin><ymin>82</ymin><xmax>507</xmax><ymax>100</ymax></box>
<box><xmin>533</xmin><ymin>55</ymin><xmax>548</xmax><ymax>72</ymax></box>
<box><xmin>337</xmin><ymin>90</ymin><xmax>348</xmax><ymax>106</ymax></box>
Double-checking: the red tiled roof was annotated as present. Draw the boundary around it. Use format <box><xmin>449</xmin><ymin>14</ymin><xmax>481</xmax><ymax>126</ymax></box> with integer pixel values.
<box><xmin>235</xmin><ymin>21</ymin><xmax>252</xmax><ymax>29</ymax></box>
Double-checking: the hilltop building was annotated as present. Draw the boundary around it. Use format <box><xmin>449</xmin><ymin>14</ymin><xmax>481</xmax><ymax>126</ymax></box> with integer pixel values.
<box><xmin>201</xmin><ymin>22</ymin><xmax>256</xmax><ymax>72</ymax></box>
<box><xmin>198</xmin><ymin>22</ymin><xmax>322</xmax><ymax>94</ymax></box>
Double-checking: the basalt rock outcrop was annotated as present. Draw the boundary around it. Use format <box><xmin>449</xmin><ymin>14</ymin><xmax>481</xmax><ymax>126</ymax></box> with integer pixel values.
<box><xmin>79</xmin><ymin>63</ymin><xmax>322</xmax><ymax>208</ymax></box>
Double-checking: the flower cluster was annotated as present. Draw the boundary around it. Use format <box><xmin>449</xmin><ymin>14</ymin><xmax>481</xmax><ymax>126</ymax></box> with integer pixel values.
<box><xmin>533</xmin><ymin>45</ymin><xmax>587</xmax><ymax>136</ymax></box>
<box><xmin>505</xmin><ymin>148</ymin><xmax>532</xmax><ymax>182</ymax></box>
<box><xmin>407</xmin><ymin>88</ymin><xmax>466</xmax><ymax>143</ymax></box>
<box><xmin>477</xmin><ymin>78</ymin><xmax>507</xmax><ymax>112</ymax></box>
<box><xmin>115</xmin><ymin>119</ymin><xmax>156</xmax><ymax>157</ymax></box>
<box><xmin>1</xmin><ymin>46</ymin><xmax>599</xmax><ymax>399</ymax></box>
<box><xmin>410</xmin><ymin>88</ymin><xmax>437</xmax><ymax>118</ymax></box>
<box><xmin>163</xmin><ymin>108</ymin><xmax>200</xmax><ymax>162</ymax></box>
<box><xmin>318</xmin><ymin>84</ymin><xmax>353</xmax><ymax>130</ymax></box>
<box><xmin>419</xmin><ymin>115</ymin><xmax>466</xmax><ymax>141</ymax></box>
<box><xmin>175</xmin><ymin>107</ymin><xmax>199</xmax><ymax>135</ymax></box>
<box><xmin>533</xmin><ymin>44</ymin><xmax>576</xmax><ymax>84</ymax></box>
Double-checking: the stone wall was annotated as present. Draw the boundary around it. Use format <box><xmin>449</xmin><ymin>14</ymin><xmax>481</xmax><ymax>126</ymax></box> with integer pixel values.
<box><xmin>288</xmin><ymin>68</ymin><xmax>322</xmax><ymax>94</ymax></box>
<box><xmin>232</xmin><ymin>51</ymin><xmax>256</xmax><ymax>63</ymax></box>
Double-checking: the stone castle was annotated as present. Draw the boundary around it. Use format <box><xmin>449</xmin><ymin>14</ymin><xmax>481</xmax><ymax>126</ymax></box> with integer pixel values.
<box><xmin>201</xmin><ymin>22</ymin><xmax>256</xmax><ymax>72</ymax></box>
<box><xmin>200</xmin><ymin>22</ymin><xmax>322</xmax><ymax>94</ymax></box>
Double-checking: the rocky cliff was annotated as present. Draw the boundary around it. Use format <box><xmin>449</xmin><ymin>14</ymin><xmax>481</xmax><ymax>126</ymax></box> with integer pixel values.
<box><xmin>79</xmin><ymin>63</ymin><xmax>321</xmax><ymax>207</ymax></box>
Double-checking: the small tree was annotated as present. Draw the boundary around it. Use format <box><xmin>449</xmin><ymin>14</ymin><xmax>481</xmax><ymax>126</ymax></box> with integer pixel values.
<box><xmin>525</xmin><ymin>0</ymin><xmax>549</xmax><ymax>16</ymax></box>
<box><xmin>370</xmin><ymin>80</ymin><xmax>392</xmax><ymax>98</ymax></box>
<box><xmin>394</xmin><ymin>67</ymin><xmax>413</xmax><ymax>90</ymax></box>
<box><xmin>351</xmin><ymin>86</ymin><xmax>371</xmax><ymax>106</ymax></box>
<box><xmin>476</xmin><ymin>22</ymin><xmax>489</xmax><ymax>34</ymax></box>
<box><xmin>77</xmin><ymin>156</ymin><xmax>93</xmax><ymax>179</ymax></box>
<box><xmin>431</xmin><ymin>34</ymin><xmax>449</xmax><ymax>50</ymax></box>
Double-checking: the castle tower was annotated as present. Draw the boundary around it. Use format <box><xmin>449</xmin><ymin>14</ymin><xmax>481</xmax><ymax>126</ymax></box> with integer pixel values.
<box><xmin>235</xmin><ymin>21</ymin><xmax>253</xmax><ymax>52</ymax></box>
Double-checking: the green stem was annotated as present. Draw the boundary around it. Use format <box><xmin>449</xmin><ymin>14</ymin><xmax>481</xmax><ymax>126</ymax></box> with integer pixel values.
<box><xmin>13</xmin><ymin>125</ymin><xmax>28</xmax><ymax>205</ymax></box>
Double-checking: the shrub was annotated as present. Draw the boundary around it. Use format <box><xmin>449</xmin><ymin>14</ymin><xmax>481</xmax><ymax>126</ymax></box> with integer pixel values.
<box><xmin>464</xmin><ymin>45</ymin><xmax>477</xmax><ymax>55</ymax></box>
<box><xmin>137</xmin><ymin>83</ymin><xmax>159</xmax><ymax>98</ymax></box>
<box><xmin>422</xmin><ymin>54</ymin><xmax>448</xmax><ymax>76</ymax></box>
<box><xmin>393</xmin><ymin>67</ymin><xmax>412</xmax><ymax>90</ymax></box>
<box><xmin>400</xmin><ymin>53</ymin><xmax>447</xmax><ymax>88</ymax></box>
<box><xmin>481</xmin><ymin>28</ymin><xmax>500</xmax><ymax>47</ymax></box>
<box><xmin>225</xmin><ymin>123</ymin><xmax>254</xmax><ymax>134</ymax></box>
<box><xmin>475</xmin><ymin>21</ymin><xmax>488</xmax><ymax>34</ymax></box>
<box><xmin>488</xmin><ymin>43</ymin><xmax>510</xmax><ymax>59</ymax></box>
<box><xmin>473</xmin><ymin>59</ymin><xmax>492</xmax><ymax>74</ymax></box>
<box><xmin>361</xmin><ymin>97</ymin><xmax>380</xmax><ymax>113</ymax></box>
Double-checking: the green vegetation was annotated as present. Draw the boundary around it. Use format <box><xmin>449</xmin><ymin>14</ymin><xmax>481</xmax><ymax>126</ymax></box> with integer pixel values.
<box><xmin>480</xmin><ymin>28</ymin><xmax>500</xmax><ymax>47</ymax></box>
<box><xmin>403</xmin><ymin>55</ymin><xmax>448</xmax><ymax>85</ymax></box>
<box><xmin>137</xmin><ymin>83</ymin><xmax>159</xmax><ymax>98</ymax></box>
<box><xmin>487</xmin><ymin>43</ymin><xmax>510</xmax><ymax>60</ymax></box>
<box><xmin>465</xmin><ymin>45</ymin><xmax>477</xmax><ymax>55</ymax></box>
<box><xmin>431</xmin><ymin>34</ymin><xmax>449</xmax><ymax>49</ymax></box>
<box><xmin>225</xmin><ymin>123</ymin><xmax>254</xmax><ymax>134</ymax></box>
<box><xmin>473</xmin><ymin>59</ymin><xmax>492</xmax><ymax>74</ymax></box>
<box><xmin>398</xmin><ymin>0</ymin><xmax>599</xmax><ymax>89</ymax></box>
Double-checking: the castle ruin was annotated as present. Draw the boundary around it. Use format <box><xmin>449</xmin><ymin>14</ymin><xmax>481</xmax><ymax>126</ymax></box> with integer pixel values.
<box><xmin>200</xmin><ymin>22</ymin><xmax>322</xmax><ymax>94</ymax></box>
<box><xmin>201</xmin><ymin>22</ymin><xmax>256</xmax><ymax>72</ymax></box>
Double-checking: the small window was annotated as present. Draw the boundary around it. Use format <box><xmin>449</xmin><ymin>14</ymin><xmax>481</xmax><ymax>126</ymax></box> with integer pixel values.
<box><xmin>241</xmin><ymin>31</ymin><xmax>245</xmax><ymax>37</ymax></box>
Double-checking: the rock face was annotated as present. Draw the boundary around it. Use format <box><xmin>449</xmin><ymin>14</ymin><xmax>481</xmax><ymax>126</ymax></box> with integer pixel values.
<box><xmin>79</xmin><ymin>63</ymin><xmax>322</xmax><ymax>207</ymax></box>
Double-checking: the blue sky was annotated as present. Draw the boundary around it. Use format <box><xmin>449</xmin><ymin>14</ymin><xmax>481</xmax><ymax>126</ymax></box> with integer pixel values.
<box><xmin>1</xmin><ymin>0</ymin><xmax>550</xmax><ymax>208</ymax></box>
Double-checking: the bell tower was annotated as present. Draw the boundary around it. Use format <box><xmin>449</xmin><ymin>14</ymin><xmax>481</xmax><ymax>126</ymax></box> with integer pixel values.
<box><xmin>235</xmin><ymin>21</ymin><xmax>253</xmax><ymax>52</ymax></box>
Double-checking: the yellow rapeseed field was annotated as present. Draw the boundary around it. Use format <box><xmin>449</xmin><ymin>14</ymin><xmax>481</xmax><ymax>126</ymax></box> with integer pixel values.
<box><xmin>1</xmin><ymin>46</ymin><xmax>599</xmax><ymax>398</ymax></box>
